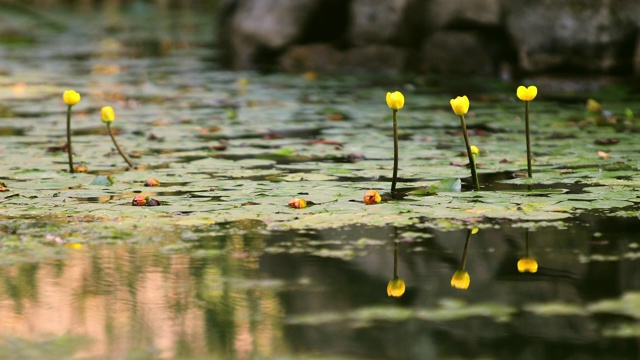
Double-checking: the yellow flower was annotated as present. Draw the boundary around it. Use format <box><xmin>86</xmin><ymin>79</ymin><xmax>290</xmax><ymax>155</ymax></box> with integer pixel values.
<box><xmin>450</xmin><ymin>95</ymin><xmax>469</xmax><ymax>116</ymax></box>
<box><xmin>517</xmin><ymin>257</ymin><xmax>538</xmax><ymax>273</ymax></box>
<box><xmin>517</xmin><ymin>85</ymin><xmax>537</xmax><ymax>101</ymax></box>
<box><xmin>363</xmin><ymin>189</ymin><xmax>381</xmax><ymax>205</ymax></box>
<box><xmin>450</xmin><ymin>269</ymin><xmax>470</xmax><ymax>290</ymax></box>
<box><xmin>100</xmin><ymin>106</ymin><xmax>115</xmax><ymax>123</ymax></box>
<box><xmin>470</xmin><ymin>145</ymin><xmax>479</xmax><ymax>156</ymax></box>
<box><xmin>386</xmin><ymin>91</ymin><xmax>404</xmax><ymax>111</ymax></box>
<box><xmin>387</xmin><ymin>277</ymin><xmax>405</xmax><ymax>297</ymax></box>
<box><xmin>471</xmin><ymin>228</ymin><xmax>479</xmax><ymax>235</ymax></box>
<box><xmin>62</xmin><ymin>90</ymin><xmax>81</xmax><ymax>106</ymax></box>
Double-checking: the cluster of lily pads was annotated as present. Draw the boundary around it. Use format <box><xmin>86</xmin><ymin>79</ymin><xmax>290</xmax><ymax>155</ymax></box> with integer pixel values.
<box><xmin>60</xmin><ymin>85</ymin><xmax>542</xmax><ymax>295</ymax></box>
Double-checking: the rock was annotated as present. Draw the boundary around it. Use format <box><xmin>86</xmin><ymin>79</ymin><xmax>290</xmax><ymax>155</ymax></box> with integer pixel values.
<box><xmin>349</xmin><ymin>0</ymin><xmax>425</xmax><ymax>47</ymax></box>
<box><xmin>279</xmin><ymin>44</ymin><xmax>344</xmax><ymax>74</ymax></box>
<box><xmin>232</xmin><ymin>0</ymin><xmax>318</xmax><ymax>50</ymax></box>
<box><xmin>280</xmin><ymin>44</ymin><xmax>409</xmax><ymax>74</ymax></box>
<box><xmin>420</xmin><ymin>31</ymin><xmax>495</xmax><ymax>75</ymax></box>
<box><xmin>425</xmin><ymin>0</ymin><xmax>501</xmax><ymax>29</ymax></box>
<box><xmin>220</xmin><ymin>0</ymin><xmax>320</xmax><ymax>69</ymax></box>
<box><xmin>504</xmin><ymin>0</ymin><xmax>637</xmax><ymax>73</ymax></box>
<box><xmin>217</xmin><ymin>0</ymin><xmax>640</xmax><ymax>76</ymax></box>
<box><xmin>343</xmin><ymin>45</ymin><xmax>410</xmax><ymax>74</ymax></box>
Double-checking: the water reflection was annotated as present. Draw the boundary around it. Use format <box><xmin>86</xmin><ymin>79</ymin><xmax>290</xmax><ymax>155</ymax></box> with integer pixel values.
<box><xmin>517</xmin><ymin>229</ymin><xmax>539</xmax><ymax>273</ymax></box>
<box><xmin>450</xmin><ymin>228</ymin><xmax>476</xmax><ymax>290</ymax></box>
<box><xmin>2</xmin><ymin>220</ymin><xmax>640</xmax><ymax>358</ymax></box>
<box><xmin>387</xmin><ymin>238</ymin><xmax>405</xmax><ymax>298</ymax></box>
<box><xmin>0</xmin><ymin>235</ymin><xmax>285</xmax><ymax>359</ymax></box>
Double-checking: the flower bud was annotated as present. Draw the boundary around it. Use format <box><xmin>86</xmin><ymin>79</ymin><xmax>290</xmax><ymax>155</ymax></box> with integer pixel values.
<box><xmin>63</xmin><ymin>90</ymin><xmax>81</xmax><ymax>106</ymax></box>
<box><xmin>288</xmin><ymin>197</ymin><xmax>307</xmax><ymax>209</ymax></box>
<box><xmin>101</xmin><ymin>106</ymin><xmax>115</xmax><ymax>123</ymax></box>
<box><xmin>363</xmin><ymin>190</ymin><xmax>381</xmax><ymax>205</ymax></box>
<box><xmin>386</xmin><ymin>91</ymin><xmax>404</xmax><ymax>111</ymax></box>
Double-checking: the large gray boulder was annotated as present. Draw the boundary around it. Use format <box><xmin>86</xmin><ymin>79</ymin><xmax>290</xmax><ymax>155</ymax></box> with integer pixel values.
<box><xmin>349</xmin><ymin>0</ymin><xmax>425</xmax><ymax>47</ymax></box>
<box><xmin>425</xmin><ymin>0</ymin><xmax>501</xmax><ymax>29</ymax></box>
<box><xmin>219</xmin><ymin>0</ymin><xmax>322</xmax><ymax>69</ymax></box>
<box><xmin>504</xmin><ymin>0</ymin><xmax>637</xmax><ymax>73</ymax></box>
<box><xmin>421</xmin><ymin>31</ymin><xmax>495</xmax><ymax>75</ymax></box>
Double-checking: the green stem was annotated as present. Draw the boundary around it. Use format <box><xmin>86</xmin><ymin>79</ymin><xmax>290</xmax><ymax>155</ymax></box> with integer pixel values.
<box><xmin>525</xmin><ymin>101</ymin><xmax>533</xmax><ymax>178</ymax></box>
<box><xmin>66</xmin><ymin>105</ymin><xmax>74</xmax><ymax>173</ymax></box>
<box><xmin>459</xmin><ymin>115</ymin><xmax>479</xmax><ymax>190</ymax></box>
<box><xmin>471</xmin><ymin>153</ymin><xmax>480</xmax><ymax>193</ymax></box>
<box><xmin>391</xmin><ymin>109</ymin><xmax>399</xmax><ymax>195</ymax></box>
<box><xmin>460</xmin><ymin>229</ymin><xmax>472</xmax><ymax>270</ymax></box>
<box><xmin>107</xmin><ymin>123</ymin><xmax>135</xmax><ymax>168</ymax></box>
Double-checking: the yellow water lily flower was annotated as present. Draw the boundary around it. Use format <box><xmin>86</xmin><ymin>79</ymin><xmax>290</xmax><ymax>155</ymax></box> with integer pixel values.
<box><xmin>450</xmin><ymin>269</ymin><xmax>470</xmax><ymax>290</ymax></box>
<box><xmin>517</xmin><ymin>85</ymin><xmax>537</xmax><ymax>101</ymax></box>
<box><xmin>386</xmin><ymin>91</ymin><xmax>404</xmax><ymax>111</ymax></box>
<box><xmin>517</xmin><ymin>257</ymin><xmax>538</xmax><ymax>273</ymax></box>
<box><xmin>63</xmin><ymin>90</ymin><xmax>81</xmax><ymax>106</ymax></box>
<box><xmin>470</xmin><ymin>145</ymin><xmax>479</xmax><ymax>156</ymax></box>
<box><xmin>450</xmin><ymin>95</ymin><xmax>469</xmax><ymax>116</ymax></box>
<box><xmin>387</xmin><ymin>277</ymin><xmax>406</xmax><ymax>297</ymax></box>
<box><xmin>100</xmin><ymin>106</ymin><xmax>115</xmax><ymax>123</ymax></box>
<box><xmin>471</xmin><ymin>228</ymin><xmax>479</xmax><ymax>235</ymax></box>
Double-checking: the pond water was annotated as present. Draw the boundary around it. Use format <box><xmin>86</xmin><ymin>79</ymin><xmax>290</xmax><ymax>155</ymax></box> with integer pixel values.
<box><xmin>2</xmin><ymin>2</ymin><xmax>640</xmax><ymax>359</ymax></box>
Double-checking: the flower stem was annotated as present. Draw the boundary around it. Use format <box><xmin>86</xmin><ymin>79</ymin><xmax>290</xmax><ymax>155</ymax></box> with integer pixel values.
<box><xmin>460</xmin><ymin>229</ymin><xmax>472</xmax><ymax>270</ymax></box>
<box><xmin>391</xmin><ymin>109</ymin><xmax>399</xmax><ymax>195</ymax></box>
<box><xmin>471</xmin><ymin>153</ymin><xmax>480</xmax><ymax>193</ymax></box>
<box><xmin>66</xmin><ymin>105</ymin><xmax>74</xmax><ymax>173</ymax></box>
<box><xmin>525</xmin><ymin>101</ymin><xmax>533</xmax><ymax>178</ymax></box>
<box><xmin>459</xmin><ymin>115</ymin><xmax>479</xmax><ymax>190</ymax></box>
<box><xmin>107</xmin><ymin>123</ymin><xmax>135</xmax><ymax>168</ymax></box>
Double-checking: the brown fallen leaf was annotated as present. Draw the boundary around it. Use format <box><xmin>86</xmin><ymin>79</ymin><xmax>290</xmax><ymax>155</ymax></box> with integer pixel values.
<box><xmin>594</xmin><ymin>138</ymin><xmax>619</xmax><ymax>145</ymax></box>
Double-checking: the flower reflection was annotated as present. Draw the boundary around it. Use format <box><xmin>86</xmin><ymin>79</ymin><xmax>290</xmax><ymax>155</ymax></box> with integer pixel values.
<box><xmin>518</xmin><ymin>229</ymin><xmax>539</xmax><ymax>273</ymax></box>
<box><xmin>450</xmin><ymin>269</ymin><xmax>470</xmax><ymax>290</ymax></box>
<box><xmin>517</xmin><ymin>257</ymin><xmax>539</xmax><ymax>273</ymax></box>
<box><xmin>387</xmin><ymin>277</ymin><xmax>405</xmax><ymax>297</ymax></box>
<box><xmin>387</xmin><ymin>239</ymin><xmax>405</xmax><ymax>297</ymax></box>
<box><xmin>451</xmin><ymin>228</ymin><xmax>477</xmax><ymax>291</ymax></box>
